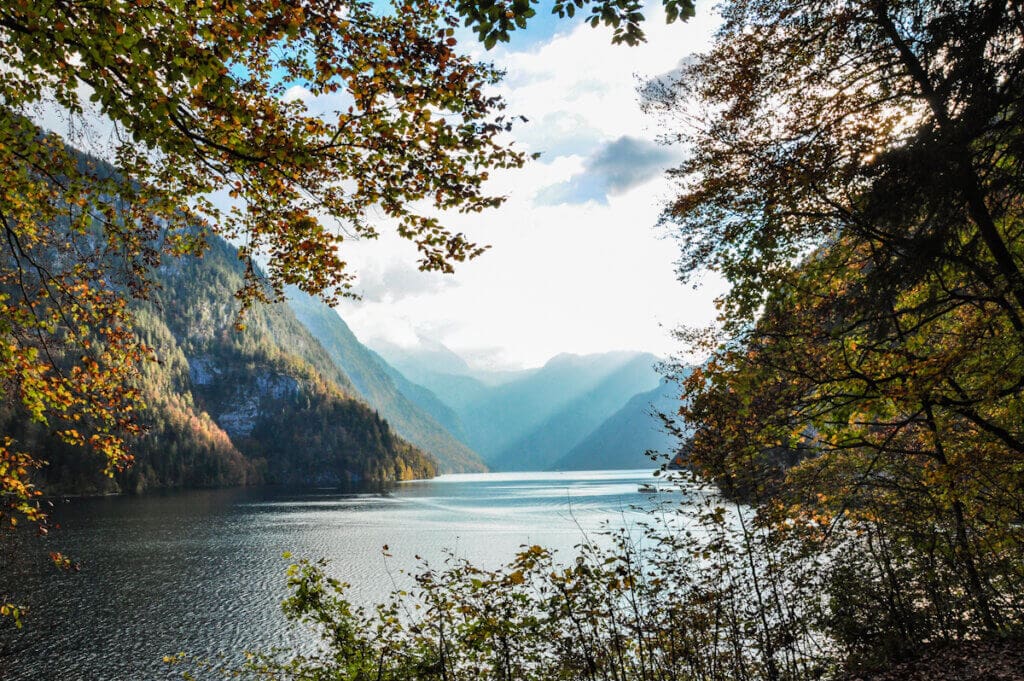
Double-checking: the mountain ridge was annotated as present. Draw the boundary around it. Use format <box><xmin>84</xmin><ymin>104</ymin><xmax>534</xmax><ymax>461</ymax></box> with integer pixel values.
<box><xmin>553</xmin><ymin>378</ymin><xmax>682</xmax><ymax>471</ymax></box>
<box><xmin>2</xmin><ymin>228</ymin><xmax>438</xmax><ymax>495</ymax></box>
<box><xmin>367</xmin><ymin>337</ymin><xmax>671</xmax><ymax>471</ymax></box>
<box><xmin>491</xmin><ymin>353</ymin><xmax>662</xmax><ymax>471</ymax></box>
<box><xmin>286</xmin><ymin>290</ymin><xmax>486</xmax><ymax>473</ymax></box>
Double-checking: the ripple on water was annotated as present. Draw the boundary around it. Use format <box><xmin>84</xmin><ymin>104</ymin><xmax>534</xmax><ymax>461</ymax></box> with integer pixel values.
<box><xmin>0</xmin><ymin>470</ymin><xmax>674</xmax><ymax>680</ymax></box>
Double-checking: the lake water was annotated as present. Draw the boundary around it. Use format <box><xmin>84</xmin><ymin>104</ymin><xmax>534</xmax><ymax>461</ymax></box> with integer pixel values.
<box><xmin>0</xmin><ymin>470</ymin><xmax>687</xmax><ymax>680</ymax></box>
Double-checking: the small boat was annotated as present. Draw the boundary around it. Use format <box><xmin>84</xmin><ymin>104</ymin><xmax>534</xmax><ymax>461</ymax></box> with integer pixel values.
<box><xmin>638</xmin><ymin>483</ymin><xmax>658</xmax><ymax>493</ymax></box>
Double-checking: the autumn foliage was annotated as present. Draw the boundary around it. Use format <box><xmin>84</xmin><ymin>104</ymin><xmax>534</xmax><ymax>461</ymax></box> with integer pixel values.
<box><xmin>652</xmin><ymin>0</ymin><xmax>1024</xmax><ymax>670</ymax></box>
<box><xmin>0</xmin><ymin>0</ymin><xmax>524</xmax><ymax>622</ymax></box>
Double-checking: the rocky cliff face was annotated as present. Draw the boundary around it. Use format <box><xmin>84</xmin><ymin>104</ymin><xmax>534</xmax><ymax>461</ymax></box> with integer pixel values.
<box><xmin>140</xmin><ymin>237</ymin><xmax>437</xmax><ymax>486</ymax></box>
<box><xmin>203</xmin><ymin>366</ymin><xmax>299</xmax><ymax>438</ymax></box>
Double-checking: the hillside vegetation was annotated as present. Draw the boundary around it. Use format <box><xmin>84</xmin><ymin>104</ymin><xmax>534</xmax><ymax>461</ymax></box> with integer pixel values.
<box><xmin>287</xmin><ymin>289</ymin><xmax>487</xmax><ymax>473</ymax></box>
<box><xmin>1</xmin><ymin>235</ymin><xmax>437</xmax><ymax>496</ymax></box>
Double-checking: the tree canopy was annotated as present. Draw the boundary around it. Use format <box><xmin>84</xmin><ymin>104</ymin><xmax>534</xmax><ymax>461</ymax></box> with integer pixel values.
<box><xmin>458</xmin><ymin>0</ymin><xmax>695</xmax><ymax>47</ymax></box>
<box><xmin>647</xmin><ymin>0</ymin><xmax>1023</xmax><ymax>327</ymax></box>
<box><xmin>0</xmin><ymin>0</ymin><xmax>528</xmax><ymax>617</ymax></box>
<box><xmin>650</xmin><ymin>0</ymin><xmax>1024</xmax><ymax>664</ymax></box>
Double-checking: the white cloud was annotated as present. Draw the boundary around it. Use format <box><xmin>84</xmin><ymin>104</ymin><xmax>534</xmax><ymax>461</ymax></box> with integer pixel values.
<box><xmin>514</xmin><ymin>111</ymin><xmax>603</xmax><ymax>159</ymax></box>
<box><xmin>353</xmin><ymin>259</ymin><xmax>457</xmax><ymax>303</ymax></box>
<box><xmin>334</xmin><ymin>5</ymin><xmax>726</xmax><ymax>370</ymax></box>
<box><xmin>282</xmin><ymin>85</ymin><xmax>313</xmax><ymax>103</ymax></box>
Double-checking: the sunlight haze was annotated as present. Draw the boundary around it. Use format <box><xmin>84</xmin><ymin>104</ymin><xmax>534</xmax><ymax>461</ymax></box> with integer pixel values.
<box><xmin>333</xmin><ymin>5</ymin><xmax>726</xmax><ymax>369</ymax></box>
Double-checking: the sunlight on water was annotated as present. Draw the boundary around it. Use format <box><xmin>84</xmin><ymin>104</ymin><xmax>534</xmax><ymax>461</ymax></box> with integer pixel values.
<box><xmin>0</xmin><ymin>469</ymin><xmax>692</xmax><ymax>680</ymax></box>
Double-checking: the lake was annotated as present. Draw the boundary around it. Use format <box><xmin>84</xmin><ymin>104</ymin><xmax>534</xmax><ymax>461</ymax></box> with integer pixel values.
<box><xmin>0</xmin><ymin>470</ymin><xmax>687</xmax><ymax>680</ymax></box>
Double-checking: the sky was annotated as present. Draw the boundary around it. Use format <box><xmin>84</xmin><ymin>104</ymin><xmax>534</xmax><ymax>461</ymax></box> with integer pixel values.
<box><xmin>327</xmin><ymin>3</ymin><xmax>727</xmax><ymax>370</ymax></box>
<box><xmin>34</xmin><ymin>2</ymin><xmax>727</xmax><ymax>372</ymax></box>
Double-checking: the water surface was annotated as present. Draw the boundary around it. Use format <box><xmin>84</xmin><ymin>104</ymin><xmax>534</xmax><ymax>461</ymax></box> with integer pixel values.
<box><xmin>0</xmin><ymin>470</ymin><xmax>684</xmax><ymax>679</ymax></box>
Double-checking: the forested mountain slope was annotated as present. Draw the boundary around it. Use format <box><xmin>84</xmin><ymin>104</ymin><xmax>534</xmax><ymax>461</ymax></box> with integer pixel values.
<box><xmin>286</xmin><ymin>290</ymin><xmax>486</xmax><ymax>472</ymax></box>
<box><xmin>366</xmin><ymin>348</ymin><xmax>472</xmax><ymax>448</ymax></box>
<box><xmin>1</xmin><ymin>235</ymin><xmax>437</xmax><ymax>495</ymax></box>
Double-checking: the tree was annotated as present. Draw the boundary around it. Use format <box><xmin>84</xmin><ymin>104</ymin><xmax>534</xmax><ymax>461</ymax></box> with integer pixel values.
<box><xmin>0</xmin><ymin>0</ymin><xmax>528</xmax><ymax>620</ymax></box>
<box><xmin>646</xmin><ymin>0</ymin><xmax>1024</xmax><ymax>328</ymax></box>
<box><xmin>0</xmin><ymin>0</ymin><xmax>703</xmax><ymax>626</ymax></box>
<box><xmin>679</xmin><ymin>233</ymin><xmax>1024</xmax><ymax>655</ymax></box>
<box><xmin>649</xmin><ymin>0</ymin><xmax>1024</xmax><ymax>666</ymax></box>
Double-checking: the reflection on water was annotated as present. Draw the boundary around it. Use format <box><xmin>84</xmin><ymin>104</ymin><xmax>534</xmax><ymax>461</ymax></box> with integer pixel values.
<box><xmin>0</xmin><ymin>469</ymin><xmax>686</xmax><ymax>680</ymax></box>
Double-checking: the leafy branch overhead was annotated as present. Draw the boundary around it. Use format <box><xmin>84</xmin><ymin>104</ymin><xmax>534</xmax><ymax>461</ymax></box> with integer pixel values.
<box><xmin>1</xmin><ymin>0</ymin><xmax>527</xmax><ymax>306</ymax></box>
<box><xmin>457</xmin><ymin>0</ymin><xmax>696</xmax><ymax>48</ymax></box>
<box><xmin>0</xmin><ymin>0</ymin><xmax>527</xmax><ymax>618</ymax></box>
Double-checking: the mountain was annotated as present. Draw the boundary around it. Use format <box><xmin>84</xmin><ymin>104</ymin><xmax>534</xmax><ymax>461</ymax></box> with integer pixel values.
<box><xmin>462</xmin><ymin>351</ymin><xmax>656</xmax><ymax>464</ymax></box>
<box><xmin>398</xmin><ymin>370</ymin><xmax>495</xmax><ymax>415</ymax></box>
<box><xmin>359</xmin><ymin>328</ymin><xmax>679</xmax><ymax>473</ymax></box>
<box><xmin>5</xmin><ymin>232</ymin><xmax>437</xmax><ymax>496</ymax></box>
<box><xmin>371</xmin><ymin>338</ymin><xmax>531</xmax><ymax>414</ymax></box>
<box><xmin>373</xmin><ymin>336</ymin><xmax>475</xmax><ymax>380</ymax></box>
<box><xmin>146</xmin><ymin>237</ymin><xmax>437</xmax><ymax>486</ymax></box>
<box><xmin>286</xmin><ymin>290</ymin><xmax>486</xmax><ymax>472</ymax></box>
<box><xmin>366</xmin><ymin>348</ymin><xmax>471</xmax><ymax>446</ymax></box>
<box><xmin>376</xmin><ymin>349</ymin><xmax>660</xmax><ymax>467</ymax></box>
<box><xmin>552</xmin><ymin>379</ymin><xmax>682</xmax><ymax>471</ymax></box>
<box><xmin>490</xmin><ymin>353</ymin><xmax>662</xmax><ymax>471</ymax></box>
